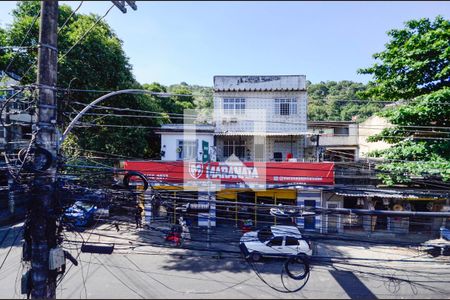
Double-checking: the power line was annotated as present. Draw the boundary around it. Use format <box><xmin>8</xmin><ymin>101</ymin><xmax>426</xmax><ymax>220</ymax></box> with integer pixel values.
<box><xmin>0</xmin><ymin>10</ymin><xmax>41</xmax><ymax>82</ymax></box>
<box><xmin>57</xmin><ymin>1</ymin><xmax>84</xmax><ymax>34</ymax></box>
<box><xmin>54</xmin><ymin>86</ymin><xmax>450</xmax><ymax>105</ymax></box>
<box><xmin>70</xmin><ymin>122</ymin><xmax>450</xmax><ymax>141</ymax></box>
<box><xmin>66</xmin><ymin>100</ymin><xmax>450</xmax><ymax>131</ymax></box>
<box><xmin>58</xmin><ymin>4</ymin><xmax>115</xmax><ymax>62</ymax></box>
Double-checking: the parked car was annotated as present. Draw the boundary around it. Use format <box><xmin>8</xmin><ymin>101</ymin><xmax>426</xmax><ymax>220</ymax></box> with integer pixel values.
<box><xmin>64</xmin><ymin>201</ymin><xmax>98</xmax><ymax>227</ymax></box>
<box><xmin>240</xmin><ymin>225</ymin><xmax>312</xmax><ymax>261</ymax></box>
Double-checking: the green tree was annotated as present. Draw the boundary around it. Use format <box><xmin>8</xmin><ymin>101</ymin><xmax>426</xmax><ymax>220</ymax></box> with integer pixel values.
<box><xmin>359</xmin><ymin>16</ymin><xmax>450</xmax><ymax>185</ymax></box>
<box><xmin>307</xmin><ymin>80</ymin><xmax>381</xmax><ymax>121</ymax></box>
<box><xmin>0</xmin><ymin>2</ymin><xmax>163</xmax><ymax>161</ymax></box>
<box><xmin>368</xmin><ymin>88</ymin><xmax>450</xmax><ymax>185</ymax></box>
<box><xmin>358</xmin><ymin>16</ymin><xmax>450</xmax><ymax>101</ymax></box>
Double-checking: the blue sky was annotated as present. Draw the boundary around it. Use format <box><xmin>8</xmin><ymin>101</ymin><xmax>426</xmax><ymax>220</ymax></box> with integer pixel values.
<box><xmin>0</xmin><ymin>1</ymin><xmax>448</xmax><ymax>86</ymax></box>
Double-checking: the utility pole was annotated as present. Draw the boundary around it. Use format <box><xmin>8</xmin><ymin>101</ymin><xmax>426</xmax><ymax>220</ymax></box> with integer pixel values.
<box><xmin>24</xmin><ymin>2</ymin><xmax>134</xmax><ymax>297</ymax></box>
<box><xmin>5</xmin><ymin>101</ymin><xmax>14</xmax><ymax>219</ymax></box>
<box><xmin>28</xmin><ymin>1</ymin><xmax>59</xmax><ymax>298</ymax></box>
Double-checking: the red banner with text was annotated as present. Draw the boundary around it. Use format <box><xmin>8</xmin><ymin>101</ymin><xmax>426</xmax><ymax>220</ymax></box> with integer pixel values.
<box><xmin>122</xmin><ymin>161</ymin><xmax>334</xmax><ymax>186</ymax></box>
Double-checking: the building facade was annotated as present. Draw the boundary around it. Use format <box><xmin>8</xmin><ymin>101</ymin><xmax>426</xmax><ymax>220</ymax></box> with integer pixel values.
<box><xmin>125</xmin><ymin>74</ymin><xmax>448</xmax><ymax>238</ymax></box>
<box><xmin>124</xmin><ymin>75</ymin><xmax>336</xmax><ymax>231</ymax></box>
<box><xmin>213</xmin><ymin>75</ymin><xmax>308</xmax><ymax>163</ymax></box>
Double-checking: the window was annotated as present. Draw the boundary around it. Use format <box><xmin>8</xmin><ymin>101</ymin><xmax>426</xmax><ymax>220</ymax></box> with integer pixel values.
<box><xmin>177</xmin><ymin>140</ymin><xmax>197</xmax><ymax>160</ymax></box>
<box><xmin>223</xmin><ymin>139</ymin><xmax>246</xmax><ymax>160</ymax></box>
<box><xmin>285</xmin><ymin>236</ymin><xmax>299</xmax><ymax>246</ymax></box>
<box><xmin>273</xmin><ymin>152</ymin><xmax>283</xmax><ymax>162</ymax></box>
<box><xmin>333</xmin><ymin>127</ymin><xmax>349</xmax><ymax>136</ymax></box>
<box><xmin>275</xmin><ymin>98</ymin><xmax>297</xmax><ymax>116</ymax></box>
<box><xmin>267</xmin><ymin>236</ymin><xmax>283</xmax><ymax>247</ymax></box>
<box><xmin>223</xmin><ymin>98</ymin><xmax>245</xmax><ymax>115</ymax></box>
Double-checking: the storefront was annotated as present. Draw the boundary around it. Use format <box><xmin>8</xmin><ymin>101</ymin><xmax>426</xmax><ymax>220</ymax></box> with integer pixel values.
<box><xmin>326</xmin><ymin>188</ymin><xmax>449</xmax><ymax>235</ymax></box>
<box><xmin>122</xmin><ymin>160</ymin><xmax>334</xmax><ymax>230</ymax></box>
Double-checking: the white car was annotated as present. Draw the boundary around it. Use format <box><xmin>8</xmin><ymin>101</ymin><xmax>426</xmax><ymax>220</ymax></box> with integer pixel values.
<box><xmin>240</xmin><ymin>225</ymin><xmax>312</xmax><ymax>261</ymax></box>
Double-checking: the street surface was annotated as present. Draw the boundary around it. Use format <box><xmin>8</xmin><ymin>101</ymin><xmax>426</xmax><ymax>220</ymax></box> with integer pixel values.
<box><xmin>0</xmin><ymin>220</ymin><xmax>449</xmax><ymax>299</ymax></box>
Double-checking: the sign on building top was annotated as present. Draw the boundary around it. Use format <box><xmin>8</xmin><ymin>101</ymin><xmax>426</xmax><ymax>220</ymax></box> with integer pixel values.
<box><xmin>214</xmin><ymin>75</ymin><xmax>306</xmax><ymax>92</ymax></box>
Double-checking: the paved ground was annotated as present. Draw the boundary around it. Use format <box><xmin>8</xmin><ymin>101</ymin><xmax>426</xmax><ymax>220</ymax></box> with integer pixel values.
<box><xmin>0</xmin><ymin>219</ymin><xmax>449</xmax><ymax>299</ymax></box>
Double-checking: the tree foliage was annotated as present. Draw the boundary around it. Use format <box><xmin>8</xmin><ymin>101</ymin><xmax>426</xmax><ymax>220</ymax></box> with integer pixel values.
<box><xmin>360</xmin><ymin>15</ymin><xmax>450</xmax><ymax>185</ymax></box>
<box><xmin>358</xmin><ymin>16</ymin><xmax>450</xmax><ymax>101</ymax></box>
<box><xmin>0</xmin><ymin>2</ymin><xmax>164</xmax><ymax>161</ymax></box>
<box><xmin>307</xmin><ymin>80</ymin><xmax>382</xmax><ymax>121</ymax></box>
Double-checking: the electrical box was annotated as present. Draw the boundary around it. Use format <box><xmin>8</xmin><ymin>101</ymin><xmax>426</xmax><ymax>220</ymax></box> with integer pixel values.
<box><xmin>49</xmin><ymin>247</ymin><xmax>65</xmax><ymax>270</ymax></box>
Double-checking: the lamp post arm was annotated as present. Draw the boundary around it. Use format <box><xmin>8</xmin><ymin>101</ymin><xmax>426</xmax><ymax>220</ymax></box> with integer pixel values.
<box><xmin>60</xmin><ymin>89</ymin><xmax>156</xmax><ymax>144</ymax></box>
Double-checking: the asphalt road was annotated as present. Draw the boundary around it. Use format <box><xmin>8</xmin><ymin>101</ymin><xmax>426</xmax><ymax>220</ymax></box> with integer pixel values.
<box><xmin>0</xmin><ymin>221</ymin><xmax>449</xmax><ymax>299</ymax></box>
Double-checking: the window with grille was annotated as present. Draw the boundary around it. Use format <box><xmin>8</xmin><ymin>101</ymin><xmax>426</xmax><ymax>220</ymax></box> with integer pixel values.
<box><xmin>177</xmin><ymin>140</ymin><xmax>198</xmax><ymax>160</ymax></box>
<box><xmin>223</xmin><ymin>98</ymin><xmax>245</xmax><ymax>115</ymax></box>
<box><xmin>275</xmin><ymin>98</ymin><xmax>297</xmax><ymax>115</ymax></box>
<box><xmin>223</xmin><ymin>139</ymin><xmax>246</xmax><ymax>160</ymax></box>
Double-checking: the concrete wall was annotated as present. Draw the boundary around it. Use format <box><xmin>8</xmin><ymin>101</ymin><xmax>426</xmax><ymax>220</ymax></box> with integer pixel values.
<box><xmin>358</xmin><ymin>115</ymin><xmax>392</xmax><ymax>158</ymax></box>
<box><xmin>213</xmin><ymin>90</ymin><xmax>307</xmax><ymax>134</ymax></box>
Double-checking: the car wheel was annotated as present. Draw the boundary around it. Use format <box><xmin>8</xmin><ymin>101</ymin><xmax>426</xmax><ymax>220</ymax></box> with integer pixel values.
<box><xmin>250</xmin><ymin>251</ymin><xmax>262</xmax><ymax>262</ymax></box>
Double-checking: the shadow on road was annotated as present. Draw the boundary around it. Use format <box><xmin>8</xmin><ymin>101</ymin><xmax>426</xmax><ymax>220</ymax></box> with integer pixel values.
<box><xmin>329</xmin><ymin>269</ymin><xmax>378</xmax><ymax>299</ymax></box>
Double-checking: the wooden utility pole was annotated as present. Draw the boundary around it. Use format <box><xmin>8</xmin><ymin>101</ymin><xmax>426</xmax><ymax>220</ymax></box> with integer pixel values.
<box><xmin>29</xmin><ymin>1</ymin><xmax>59</xmax><ymax>298</ymax></box>
<box><xmin>23</xmin><ymin>1</ymin><xmax>137</xmax><ymax>298</ymax></box>
<box><xmin>5</xmin><ymin>102</ymin><xmax>14</xmax><ymax>219</ymax></box>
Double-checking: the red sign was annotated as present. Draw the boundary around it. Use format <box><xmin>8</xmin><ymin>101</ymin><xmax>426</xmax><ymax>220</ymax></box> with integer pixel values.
<box><xmin>122</xmin><ymin>161</ymin><xmax>334</xmax><ymax>186</ymax></box>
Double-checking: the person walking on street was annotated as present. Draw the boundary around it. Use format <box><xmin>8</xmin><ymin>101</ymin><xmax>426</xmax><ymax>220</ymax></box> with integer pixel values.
<box><xmin>135</xmin><ymin>206</ymin><xmax>143</xmax><ymax>229</ymax></box>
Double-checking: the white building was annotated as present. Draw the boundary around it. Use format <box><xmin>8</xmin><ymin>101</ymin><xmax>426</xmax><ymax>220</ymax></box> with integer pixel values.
<box><xmin>156</xmin><ymin>124</ymin><xmax>215</xmax><ymax>162</ymax></box>
<box><xmin>213</xmin><ymin>75</ymin><xmax>308</xmax><ymax>162</ymax></box>
<box><xmin>0</xmin><ymin>71</ymin><xmax>33</xmax><ymax>152</ymax></box>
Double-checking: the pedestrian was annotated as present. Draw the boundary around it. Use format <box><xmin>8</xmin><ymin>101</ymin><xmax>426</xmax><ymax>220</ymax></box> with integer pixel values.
<box><xmin>135</xmin><ymin>206</ymin><xmax>143</xmax><ymax>229</ymax></box>
<box><xmin>114</xmin><ymin>221</ymin><xmax>120</xmax><ymax>232</ymax></box>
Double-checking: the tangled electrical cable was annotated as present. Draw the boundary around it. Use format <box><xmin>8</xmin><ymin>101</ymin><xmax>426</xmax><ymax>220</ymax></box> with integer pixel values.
<box><xmin>238</xmin><ymin>242</ymin><xmax>311</xmax><ymax>293</ymax></box>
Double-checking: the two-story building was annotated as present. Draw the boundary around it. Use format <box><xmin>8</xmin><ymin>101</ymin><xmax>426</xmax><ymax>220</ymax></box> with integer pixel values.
<box><xmin>123</xmin><ymin>75</ymin><xmax>335</xmax><ymax>232</ymax></box>
<box><xmin>213</xmin><ymin>75</ymin><xmax>308</xmax><ymax>163</ymax></box>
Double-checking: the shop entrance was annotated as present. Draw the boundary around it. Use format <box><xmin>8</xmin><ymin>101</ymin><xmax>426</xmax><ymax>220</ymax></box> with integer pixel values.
<box><xmin>327</xmin><ymin>202</ymin><xmax>340</xmax><ymax>233</ymax></box>
<box><xmin>256</xmin><ymin>196</ymin><xmax>274</xmax><ymax>226</ymax></box>
<box><xmin>167</xmin><ymin>191</ymin><xmax>198</xmax><ymax>226</ymax></box>
<box><xmin>373</xmin><ymin>198</ymin><xmax>388</xmax><ymax>231</ymax></box>
<box><xmin>409</xmin><ymin>201</ymin><xmax>434</xmax><ymax>233</ymax></box>
<box><xmin>304</xmin><ymin>200</ymin><xmax>316</xmax><ymax>230</ymax></box>
<box><xmin>343</xmin><ymin>197</ymin><xmax>364</xmax><ymax>231</ymax></box>
<box><xmin>237</xmin><ymin>192</ymin><xmax>256</xmax><ymax>226</ymax></box>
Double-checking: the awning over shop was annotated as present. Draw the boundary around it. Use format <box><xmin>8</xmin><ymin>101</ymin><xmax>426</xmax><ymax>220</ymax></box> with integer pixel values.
<box><xmin>214</xmin><ymin>132</ymin><xmax>310</xmax><ymax>136</ymax></box>
<box><xmin>334</xmin><ymin>188</ymin><xmax>448</xmax><ymax>200</ymax></box>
